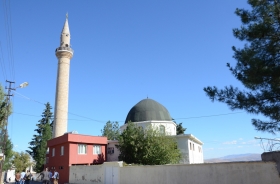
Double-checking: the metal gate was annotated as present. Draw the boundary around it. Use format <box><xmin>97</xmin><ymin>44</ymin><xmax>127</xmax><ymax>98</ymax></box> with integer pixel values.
<box><xmin>105</xmin><ymin>167</ymin><xmax>119</xmax><ymax>184</ymax></box>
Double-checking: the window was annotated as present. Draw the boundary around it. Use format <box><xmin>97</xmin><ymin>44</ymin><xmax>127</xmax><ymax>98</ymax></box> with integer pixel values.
<box><xmin>52</xmin><ymin>148</ymin><xmax>55</xmax><ymax>157</ymax></box>
<box><xmin>190</xmin><ymin>143</ymin><xmax>192</xmax><ymax>150</ymax></box>
<box><xmin>61</xmin><ymin>146</ymin><xmax>64</xmax><ymax>156</ymax></box>
<box><xmin>159</xmin><ymin>125</ymin><xmax>165</xmax><ymax>134</ymax></box>
<box><xmin>193</xmin><ymin>144</ymin><xmax>195</xmax><ymax>151</ymax></box>
<box><xmin>93</xmin><ymin>145</ymin><xmax>101</xmax><ymax>155</ymax></box>
<box><xmin>46</xmin><ymin>157</ymin><xmax>49</xmax><ymax>164</ymax></box>
<box><xmin>78</xmin><ymin>144</ymin><xmax>87</xmax><ymax>154</ymax></box>
<box><xmin>107</xmin><ymin>147</ymin><xmax>114</xmax><ymax>154</ymax></box>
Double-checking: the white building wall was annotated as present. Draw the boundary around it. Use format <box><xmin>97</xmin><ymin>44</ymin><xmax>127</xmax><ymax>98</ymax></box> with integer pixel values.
<box><xmin>187</xmin><ymin>139</ymin><xmax>203</xmax><ymax>164</ymax></box>
<box><xmin>175</xmin><ymin>134</ymin><xmax>203</xmax><ymax>164</ymax></box>
<box><xmin>120</xmin><ymin>121</ymin><xmax>177</xmax><ymax>135</ymax></box>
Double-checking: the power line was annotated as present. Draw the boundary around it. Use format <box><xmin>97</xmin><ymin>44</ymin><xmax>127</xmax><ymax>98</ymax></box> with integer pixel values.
<box><xmin>6</xmin><ymin>0</ymin><xmax>15</xmax><ymax>81</ymax></box>
<box><xmin>13</xmin><ymin>91</ymin><xmax>248</xmax><ymax>124</ymax></box>
<box><xmin>14</xmin><ymin>91</ymin><xmax>247</xmax><ymax>123</ymax></box>
<box><xmin>13</xmin><ymin>91</ymin><xmax>106</xmax><ymax>123</ymax></box>
<box><xmin>174</xmin><ymin>112</ymin><xmax>245</xmax><ymax>120</ymax></box>
<box><xmin>0</xmin><ymin>42</ymin><xmax>7</xmax><ymax>80</ymax></box>
<box><xmin>13</xmin><ymin>112</ymin><xmax>100</xmax><ymax>122</ymax></box>
<box><xmin>2</xmin><ymin>0</ymin><xmax>15</xmax><ymax>81</ymax></box>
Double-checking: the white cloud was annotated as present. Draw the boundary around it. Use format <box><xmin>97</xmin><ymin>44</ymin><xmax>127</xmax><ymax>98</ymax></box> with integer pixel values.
<box><xmin>223</xmin><ymin>140</ymin><xmax>237</xmax><ymax>145</ymax></box>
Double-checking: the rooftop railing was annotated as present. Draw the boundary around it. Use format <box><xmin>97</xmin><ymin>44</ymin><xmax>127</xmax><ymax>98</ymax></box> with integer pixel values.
<box><xmin>55</xmin><ymin>47</ymin><xmax>74</xmax><ymax>54</ymax></box>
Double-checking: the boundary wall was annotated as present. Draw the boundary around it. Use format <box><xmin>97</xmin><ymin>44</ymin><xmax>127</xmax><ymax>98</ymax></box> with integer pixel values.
<box><xmin>69</xmin><ymin>161</ymin><xmax>280</xmax><ymax>184</ymax></box>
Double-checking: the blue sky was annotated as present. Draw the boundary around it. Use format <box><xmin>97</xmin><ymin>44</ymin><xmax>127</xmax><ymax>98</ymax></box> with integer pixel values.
<box><xmin>0</xmin><ymin>0</ymin><xmax>277</xmax><ymax>159</ymax></box>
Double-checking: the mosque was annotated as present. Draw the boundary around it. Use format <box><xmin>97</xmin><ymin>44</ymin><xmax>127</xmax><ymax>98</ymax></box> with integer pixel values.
<box><xmin>46</xmin><ymin>15</ymin><xmax>203</xmax><ymax>184</ymax></box>
<box><xmin>108</xmin><ymin>98</ymin><xmax>204</xmax><ymax>164</ymax></box>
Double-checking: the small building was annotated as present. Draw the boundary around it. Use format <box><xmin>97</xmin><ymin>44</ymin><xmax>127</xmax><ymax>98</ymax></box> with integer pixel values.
<box><xmin>108</xmin><ymin>98</ymin><xmax>204</xmax><ymax>164</ymax></box>
<box><xmin>46</xmin><ymin>132</ymin><xmax>108</xmax><ymax>184</ymax></box>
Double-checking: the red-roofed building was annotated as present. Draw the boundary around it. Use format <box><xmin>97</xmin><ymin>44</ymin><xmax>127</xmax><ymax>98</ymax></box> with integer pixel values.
<box><xmin>46</xmin><ymin>133</ymin><xmax>107</xmax><ymax>184</ymax></box>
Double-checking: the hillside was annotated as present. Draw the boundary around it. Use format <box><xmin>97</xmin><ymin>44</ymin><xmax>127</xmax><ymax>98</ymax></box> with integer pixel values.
<box><xmin>204</xmin><ymin>153</ymin><xmax>261</xmax><ymax>163</ymax></box>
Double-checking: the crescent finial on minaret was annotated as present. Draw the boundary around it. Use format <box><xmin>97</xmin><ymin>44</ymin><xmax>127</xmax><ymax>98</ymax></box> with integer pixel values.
<box><xmin>66</xmin><ymin>13</ymin><xmax>68</xmax><ymax>19</ymax></box>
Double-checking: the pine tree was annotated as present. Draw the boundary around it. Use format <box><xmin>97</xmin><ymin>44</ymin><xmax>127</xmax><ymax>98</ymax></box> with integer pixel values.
<box><xmin>27</xmin><ymin>102</ymin><xmax>53</xmax><ymax>172</ymax></box>
<box><xmin>204</xmin><ymin>0</ymin><xmax>280</xmax><ymax>134</ymax></box>
<box><xmin>176</xmin><ymin>123</ymin><xmax>187</xmax><ymax>135</ymax></box>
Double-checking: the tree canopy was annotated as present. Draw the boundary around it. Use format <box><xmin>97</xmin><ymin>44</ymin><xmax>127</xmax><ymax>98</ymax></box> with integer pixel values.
<box><xmin>117</xmin><ymin>122</ymin><xmax>181</xmax><ymax>165</ymax></box>
<box><xmin>12</xmin><ymin>151</ymin><xmax>32</xmax><ymax>173</ymax></box>
<box><xmin>101</xmin><ymin>121</ymin><xmax>120</xmax><ymax>140</ymax></box>
<box><xmin>0</xmin><ymin>84</ymin><xmax>12</xmax><ymax>149</ymax></box>
<box><xmin>0</xmin><ymin>84</ymin><xmax>13</xmax><ymax>171</ymax></box>
<box><xmin>204</xmin><ymin>0</ymin><xmax>280</xmax><ymax>134</ymax></box>
<box><xmin>176</xmin><ymin>123</ymin><xmax>187</xmax><ymax>135</ymax></box>
<box><xmin>27</xmin><ymin>102</ymin><xmax>53</xmax><ymax>172</ymax></box>
<box><xmin>3</xmin><ymin>138</ymin><xmax>13</xmax><ymax>171</ymax></box>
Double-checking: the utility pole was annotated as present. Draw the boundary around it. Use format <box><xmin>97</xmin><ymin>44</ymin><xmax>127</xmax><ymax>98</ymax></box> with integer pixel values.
<box><xmin>0</xmin><ymin>80</ymin><xmax>15</xmax><ymax>183</ymax></box>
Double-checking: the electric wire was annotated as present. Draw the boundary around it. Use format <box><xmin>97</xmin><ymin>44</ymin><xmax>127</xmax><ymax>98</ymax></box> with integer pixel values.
<box><xmin>13</xmin><ymin>91</ymin><xmax>106</xmax><ymax>123</ymax></box>
<box><xmin>2</xmin><ymin>0</ymin><xmax>12</xmax><ymax>80</ymax></box>
<box><xmin>175</xmin><ymin>112</ymin><xmax>244</xmax><ymax>120</ymax></box>
<box><xmin>0</xmin><ymin>42</ymin><xmax>7</xmax><ymax>80</ymax></box>
<box><xmin>2</xmin><ymin>0</ymin><xmax>15</xmax><ymax>81</ymax></box>
<box><xmin>13</xmin><ymin>91</ymin><xmax>247</xmax><ymax>124</ymax></box>
<box><xmin>6</xmin><ymin>0</ymin><xmax>15</xmax><ymax>81</ymax></box>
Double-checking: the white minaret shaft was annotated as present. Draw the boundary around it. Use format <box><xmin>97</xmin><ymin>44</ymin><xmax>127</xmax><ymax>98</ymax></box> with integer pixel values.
<box><xmin>53</xmin><ymin>14</ymin><xmax>74</xmax><ymax>138</ymax></box>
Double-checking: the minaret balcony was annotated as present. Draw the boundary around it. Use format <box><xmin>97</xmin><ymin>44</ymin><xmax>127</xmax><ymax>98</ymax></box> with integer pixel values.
<box><xmin>55</xmin><ymin>47</ymin><xmax>74</xmax><ymax>54</ymax></box>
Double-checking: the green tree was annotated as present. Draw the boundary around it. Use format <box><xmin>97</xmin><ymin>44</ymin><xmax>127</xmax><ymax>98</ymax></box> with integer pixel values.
<box><xmin>0</xmin><ymin>84</ymin><xmax>12</xmax><ymax>149</ymax></box>
<box><xmin>12</xmin><ymin>151</ymin><xmax>32</xmax><ymax>173</ymax></box>
<box><xmin>101</xmin><ymin>121</ymin><xmax>120</xmax><ymax>140</ymax></box>
<box><xmin>3</xmin><ymin>138</ymin><xmax>13</xmax><ymax>171</ymax></box>
<box><xmin>117</xmin><ymin>122</ymin><xmax>181</xmax><ymax>165</ymax></box>
<box><xmin>204</xmin><ymin>0</ymin><xmax>280</xmax><ymax>134</ymax></box>
<box><xmin>27</xmin><ymin>102</ymin><xmax>53</xmax><ymax>172</ymax></box>
<box><xmin>0</xmin><ymin>84</ymin><xmax>12</xmax><ymax>174</ymax></box>
<box><xmin>176</xmin><ymin>123</ymin><xmax>186</xmax><ymax>135</ymax></box>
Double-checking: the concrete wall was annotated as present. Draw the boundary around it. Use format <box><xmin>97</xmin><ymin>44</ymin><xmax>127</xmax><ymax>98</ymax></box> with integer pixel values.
<box><xmin>262</xmin><ymin>151</ymin><xmax>280</xmax><ymax>175</ymax></box>
<box><xmin>119</xmin><ymin>162</ymin><xmax>279</xmax><ymax>184</ymax></box>
<box><xmin>70</xmin><ymin>164</ymin><xmax>104</xmax><ymax>184</ymax></box>
<box><xmin>68</xmin><ymin>161</ymin><xmax>280</xmax><ymax>184</ymax></box>
<box><xmin>69</xmin><ymin>162</ymin><xmax>122</xmax><ymax>184</ymax></box>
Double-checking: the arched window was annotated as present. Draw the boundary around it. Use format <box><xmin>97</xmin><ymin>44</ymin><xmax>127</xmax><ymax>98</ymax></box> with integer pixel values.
<box><xmin>159</xmin><ymin>125</ymin><xmax>165</xmax><ymax>134</ymax></box>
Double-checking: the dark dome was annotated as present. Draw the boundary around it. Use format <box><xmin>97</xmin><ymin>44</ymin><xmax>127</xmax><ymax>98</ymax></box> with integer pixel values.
<box><xmin>125</xmin><ymin>98</ymin><xmax>172</xmax><ymax>124</ymax></box>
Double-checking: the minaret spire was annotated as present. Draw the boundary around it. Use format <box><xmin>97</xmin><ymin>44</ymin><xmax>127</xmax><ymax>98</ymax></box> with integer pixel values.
<box><xmin>53</xmin><ymin>15</ymin><xmax>74</xmax><ymax>138</ymax></box>
<box><xmin>60</xmin><ymin>14</ymin><xmax>71</xmax><ymax>48</ymax></box>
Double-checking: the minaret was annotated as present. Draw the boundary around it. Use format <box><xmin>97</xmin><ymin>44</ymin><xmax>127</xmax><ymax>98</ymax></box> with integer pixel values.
<box><xmin>53</xmin><ymin>14</ymin><xmax>74</xmax><ymax>138</ymax></box>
